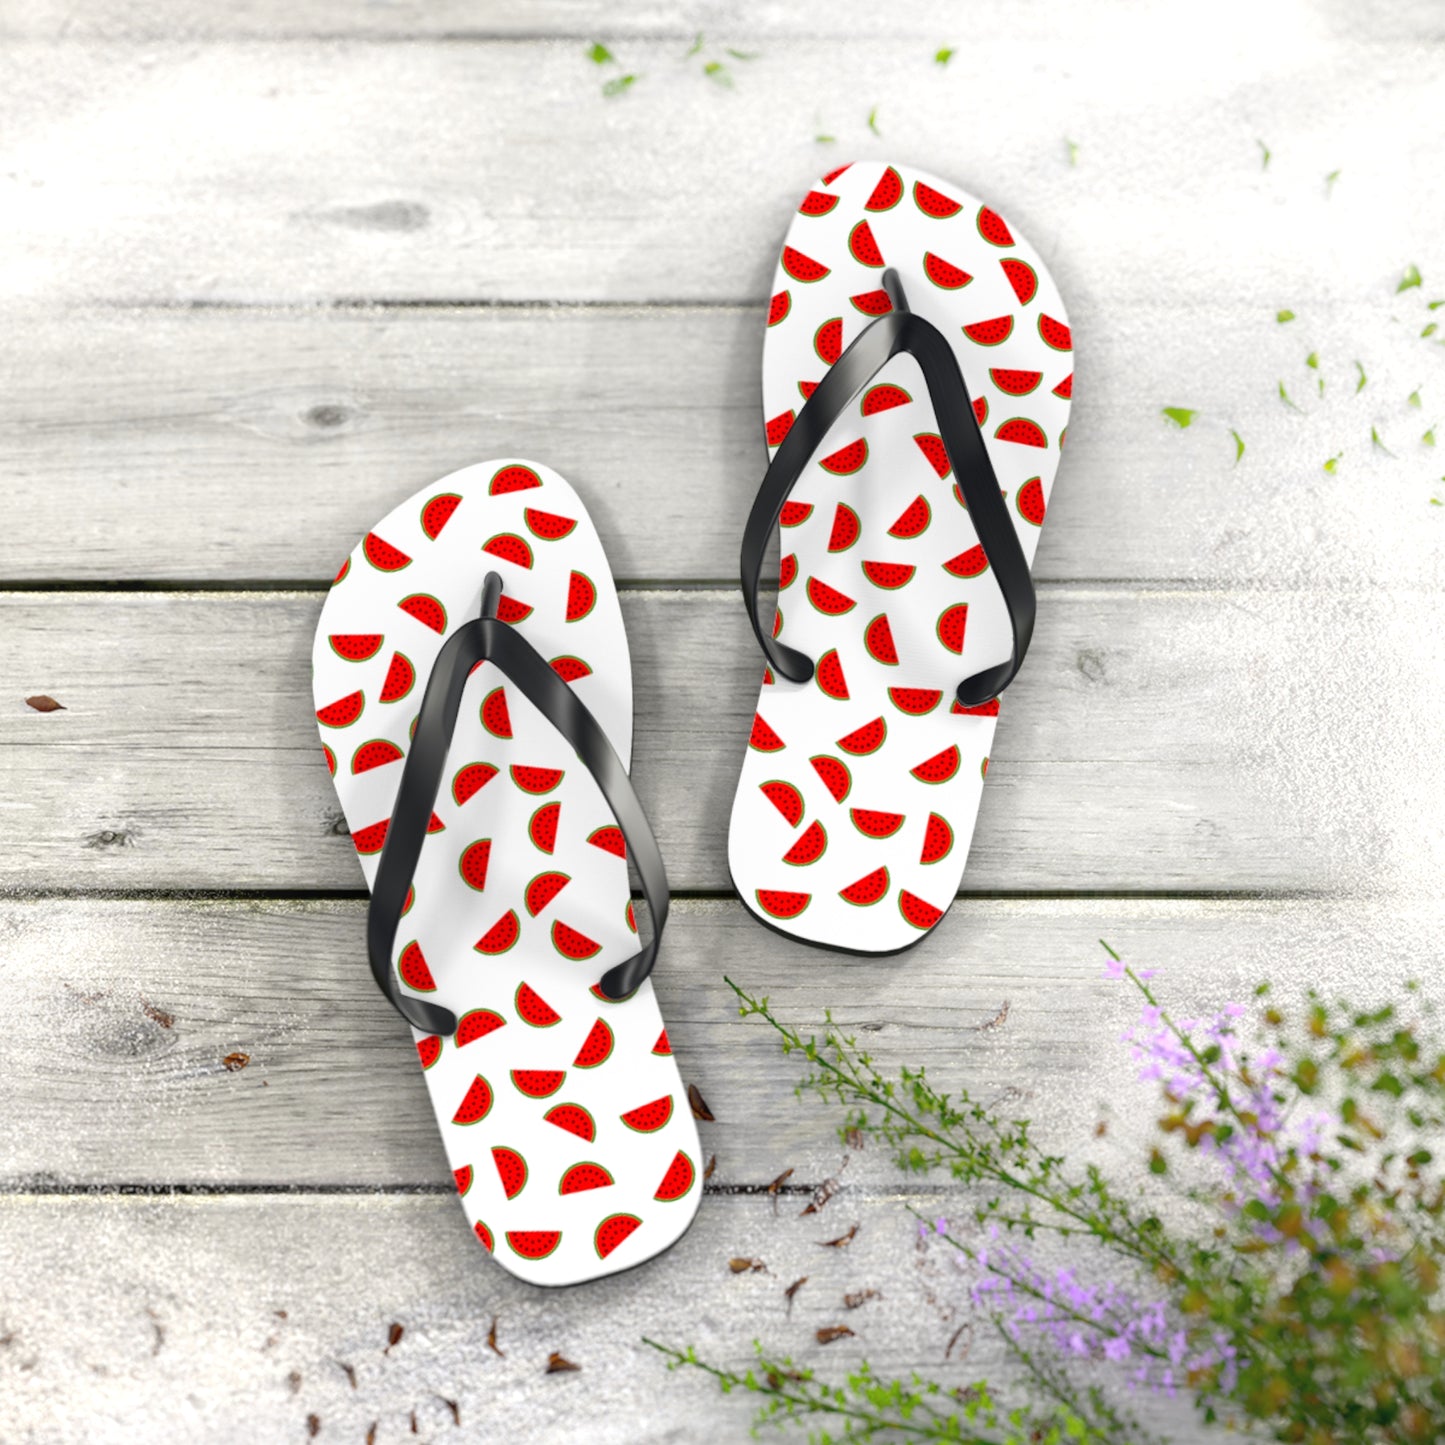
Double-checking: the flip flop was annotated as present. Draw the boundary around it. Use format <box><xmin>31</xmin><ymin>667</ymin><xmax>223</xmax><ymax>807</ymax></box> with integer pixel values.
<box><xmin>313</xmin><ymin>460</ymin><xmax>702</xmax><ymax>1285</ymax></box>
<box><xmin>728</xmin><ymin>162</ymin><xmax>1073</xmax><ymax>953</ymax></box>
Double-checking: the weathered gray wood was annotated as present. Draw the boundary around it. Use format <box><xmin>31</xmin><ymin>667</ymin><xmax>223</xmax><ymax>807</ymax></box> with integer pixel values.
<box><xmin>8</xmin><ymin>586</ymin><xmax>1445</xmax><ymax>894</ymax></box>
<box><xmin>0</xmin><ymin>39</ymin><xmax>1440</xmax><ymax>305</ymax></box>
<box><xmin>1</xmin><ymin>301</ymin><xmax>1438</xmax><ymax>587</ymax></box>
<box><xmin>0</xmin><ymin>895</ymin><xmax>1432</xmax><ymax>1191</ymax></box>
<box><xmin>0</xmin><ymin>1190</ymin><xmax>1210</xmax><ymax>1444</ymax></box>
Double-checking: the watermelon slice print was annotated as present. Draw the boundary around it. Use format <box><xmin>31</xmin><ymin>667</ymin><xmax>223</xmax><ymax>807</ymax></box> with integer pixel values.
<box><xmin>551</xmin><ymin>921</ymin><xmax>600</xmax><ymax>961</ymax></box>
<box><xmin>317</xmin><ymin>691</ymin><xmax>364</xmax><ymax>729</ymax></box>
<box><xmin>566</xmin><ymin>571</ymin><xmax>597</xmax><ymax>621</ymax></box>
<box><xmin>452</xmin><ymin>761</ymin><xmax>499</xmax><ymax>805</ymax></box>
<box><xmin>524</xmin><ymin>870</ymin><xmax>570</xmax><ymax>917</ymax></box>
<box><xmin>750</xmin><ymin>714</ymin><xmax>786</xmax><ymax>752</ymax></box>
<box><xmin>456</xmin><ymin>1008</ymin><xmax>506</xmax><ymax>1046</ymax></box>
<box><xmin>524</xmin><ymin>508</ymin><xmax>577</xmax><ymax>541</ymax></box>
<box><xmin>506</xmin><ymin>1229</ymin><xmax>561</xmax><ymax>1260</ymax></box>
<box><xmin>489</xmin><ymin>463</ymin><xmax>542</xmax><ymax>494</ymax></box>
<box><xmin>420</xmin><ymin>492</ymin><xmax>461</xmax><ymax>539</ymax></box>
<box><xmin>362</xmin><ymin>533</ymin><xmax>411</xmax><ymax>572</ymax></box>
<box><xmin>849</xmin><ymin>220</ymin><xmax>884</xmax><ymax>267</ymax></box>
<box><xmin>913</xmin><ymin>180</ymin><xmax>962</xmax><ymax>217</ymax></box>
<box><xmin>454</xmin><ymin>1164</ymin><xmax>473</xmax><ymax>1196</ymax></box>
<box><xmin>492</xmin><ymin>1146</ymin><xmax>528</xmax><ymax>1198</ymax></box>
<box><xmin>379</xmin><ymin>651</ymin><xmax>415</xmax><ymax>703</ymax></box>
<box><xmin>862</xmin><ymin>383</ymin><xmax>911</xmax><ymax>415</ymax></box>
<box><xmin>820</xmin><ymin>439</ymin><xmax>868</xmax><ymax>476</ymax></box>
<box><xmin>864</xmin><ymin>613</ymin><xmax>898</xmax><ymax>665</ymax></box>
<box><xmin>840</xmin><ymin>866</ymin><xmax>890</xmax><ymax>906</ymax></box>
<box><xmin>865</xmin><ymin>166</ymin><xmax>903</xmax><ymax>211</ymax></box>
<box><xmin>810</xmin><ymin>754</ymin><xmax>852</xmax><ymax>803</ymax></box>
<box><xmin>1001</xmin><ymin>258</ymin><xmax>1038</xmax><ymax>305</ymax></box>
<box><xmin>887</xmin><ymin>495</ymin><xmax>931</xmax><ymax>539</ymax></box>
<box><xmin>782</xmin><ymin>246</ymin><xmax>830</xmax><ymax>283</ymax></box>
<box><xmin>453</xmin><ymin>1074</ymin><xmax>493</xmax><ymax>1125</ymax></box>
<box><xmin>768</xmin><ymin>291</ymin><xmax>791</xmax><ymax>326</ymax></box>
<box><xmin>416</xmin><ymin>1035</ymin><xmax>441</xmax><ymax>1070</ymax></box>
<box><xmin>398</xmin><ymin>593</ymin><xmax>447</xmax><ymax>633</ymax></box>
<box><xmin>560</xmin><ymin>1162</ymin><xmax>614</xmax><ymax>1194</ymax></box>
<box><xmin>351</xmin><ymin>738</ymin><xmax>402</xmax><ymax>774</ymax></box>
<box><xmin>594</xmin><ymin>1213</ymin><xmax>641</xmax><ymax>1259</ymax></box>
<box><xmin>329</xmin><ymin>633</ymin><xmax>382</xmax><ymax>663</ymax></box>
<box><xmin>652</xmin><ymin>1028</ymin><xmax>672</xmax><ymax>1056</ymax></box>
<box><xmin>528</xmin><ymin>800</ymin><xmax>561</xmax><ymax>853</ymax></box>
<box><xmin>924</xmin><ymin>253</ymin><xmax>972</xmax><ymax>290</ymax></box>
<box><xmin>755</xmin><ymin>889</ymin><xmax>811</xmax><ymax>920</ymax></box>
<box><xmin>653</xmin><ymin>1151</ymin><xmax>695</xmax><ymax>1202</ymax></box>
<box><xmin>828</xmin><ymin>503</ymin><xmax>861</xmax><ymax>553</ymax></box>
<box><xmin>977</xmin><ymin>206</ymin><xmax>1014</xmax><ymax>246</ymax></box>
<box><xmin>620</xmin><ymin>1096</ymin><xmax>674</xmax><ymax>1133</ymax></box>
<box><xmin>572</xmin><ymin>1018</ymin><xmax>614</xmax><ymax>1069</ymax></box>
<box><xmin>511</xmin><ymin>1069</ymin><xmax>565</xmax><ymax>1099</ymax></box>
<box><xmin>783</xmin><ymin>820</ymin><xmax>828</xmax><ymax>866</ymax></box>
<box><xmin>588</xmin><ymin>825</ymin><xmax>626</xmax><ymax>858</ymax></box>
<box><xmin>475</xmin><ymin>911</ymin><xmax>520</xmax><ymax>955</ymax></box>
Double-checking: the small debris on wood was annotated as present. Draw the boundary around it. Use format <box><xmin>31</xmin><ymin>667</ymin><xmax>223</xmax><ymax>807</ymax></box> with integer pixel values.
<box><xmin>687</xmin><ymin>1083</ymin><xmax>715</xmax><ymax>1121</ymax></box>
<box><xmin>145</xmin><ymin>1307</ymin><xmax>164</xmax><ymax>1356</ymax></box>
<box><xmin>546</xmin><ymin>1352</ymin><xmax>581</xmax><ymax>1374</ymax></box>
<box><xmin>274</xmin><ymin>1310</ymin><xmax>288</xmax><ymax>1321</ymax></box>
<box><xmin>84</xmin><ymin>827</ymin><xmax>135</xmax><ymax>850</ymax></box>
<box><xmin>816</xmin><ymin>1326</ymin><xmax>855</xmax><ymax>1345</ymax></box>
<box><xmin>288</xmin><ymin>1370</ymin><xmax>302</xmax><ymax>1394</ymax></box>
<box><xmin>703</xmin><ymin>1154</ymin><xmax>717</xmax><ymax>1180</ymax></box>
<box><xmin>844</xmin><ymin>1288</ymin><xmax>879</xmax><ymax>1310</ymax></box>
<box><xmin>141</xmin><ymin>1001</ymin><xmax>174</xmax><ymax>1029</ymax></box>
<box><xmin>25</xmin><ymin>695</ymin><xmax>64</xmax><ymax>712</ymax></box>
<box><xmin>844</xmin><ymin>1126</ymin><xmax>864</xmax><ymax>1150</ymax></box>
<box><xmin>784</xmin><ymin>1277</ymin><xmax>808</xmax><ymax>1314</ymax></box>
<box><xmin>766</xmin><ymin>1167</ymin><xmax>793</xmax><ymax>1209</ymax></box>
<box><xmin>945</xmin><ymin>1322</ymin><xmax>973</xmax><ymax>1360</ymax></box>
<box><xmin>801</xmin><ymin>1157</ymin><xmax>848</xmax><ymax>1215</ymax></box>
<box><xmin>766</xmin><ymin>1367</ymin><xmax>807</xmax><ymax>1388</ymax></box>
<box><xmin>306</xmin><ymin>1415</ymin><xmax>320</xmax><ymax>1438</ymax></box>
<box><xmin>222</xmin><ymin>1052</ymin><xmax>250</xmax><ymax>1072</ymax></box>
<box><xmin>336</xmin><ymin>1361</ymin><xmax>356</xmax><ymax>1389</ymax></box>
<box><xmin>410</xmin><ymin>1410</ymin><xmax>418</xmax><ymax>1433</ymax></box>
<box><xmin>729</xmin><ymin>1257</ymin><xmax>768</xmax><ymax>1274</ymax></box>
<box><xmin>1094</xmin><ymin>1120</ymin><xmax>1108</xmax><ymax>1137</ymax></box>
<box><xmin>970</xmin><ymin>1000</ymin><xmax>1010</xmax><ymax>1032</ymax></box>
<box><xmin>366</xmin><ymin>1424</ymin><xmax>377</xmax><ymax>1445</ymax></box>
<box><xmin>384</xmin><ymin>1322</ymin><xmax>404</xmax><ymax>1355</ymax></box>
<box><xmin>487</xmin><ymin>1315</ymin><xmax>503</xmax><ymax>1358</ymax></box>
<box><xmin>819</xmin><ymin>1223</ymin><xmax>859</xmax><ymax>1249</ymax></box>
<box><xmin>439</xmin><ymin>1396</ymin><xmax>460</xmax><ymax>1425</ymax></box>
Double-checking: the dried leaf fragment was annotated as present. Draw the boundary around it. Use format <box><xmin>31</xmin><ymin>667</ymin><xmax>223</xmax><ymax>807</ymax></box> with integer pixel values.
<box><xmin>306</xmin><ymin>1416</ymin><xmax>320</xmax><ymax>1438</ymax></box>
<box><xmin>946</xmin><ymin>1321</ymin><xmax>973</xmax><ymax>1359</ymax></box>
<box><xmin>287</xmin><ymin>1369</ymin><xmax>302</xmax><ymax>1394</ymax></box>
<box><xmin>729</xmin><ymin>1257</ymin><xmax>767</xmax><ymax>1274</ymax></box>
<box><xmin>971</xmin><ymin>1000</ymin><xmax>1010</xmax><ymax>1033</ymax></box>
<box><xmin>767</xmin><ymin>1167</ymin><xmax>793</xmax><ymax>1208</ymax></box>
<box><xmin>687</xmin><ymin>1083</ymin><xmax>715</xmax><ymax>1121</ymax></box>
<box><xmin>816</xmin><ymin>1326</ymin><xmax>855</xmax><ymax>1344</ymax></box>
<box><xmin>546</xmin><ymin>1352</ymin><xmax>581</xmax><ymax>1374</ymax></box>
<box><xmin>820</xmin><ymin>1223</ymin><xmax>859</xmax><ymax>1249</ymax></box>
<box><xmin>222</xmin><ymin>1051</ymin><xmax>250</xmax><ymax>1072</ymax></box>
<box><xmin>801</xmin><ymin>1170</ymin><xmax>845</xmax><ymax>1216</ymax></box>
<box><xmin>487</xmin><ymin>1316</ymin><xmax>503</xmax><ymax>1358</ymax></box>
<box><xmin>440</xmin><ymin>1396</ymin><xmax>460</xmax><ymax>1425</ymax></box>
<box><xmin>336</xmin><ymin>1361</ymin><xmax>356</xmax><ymax>1388</ymax></box>
<box><xmin>25</xmin><ymin>695</ymin><xmax>64</xmax><ymax>712</ymax></box>
<box><xmin>366</xmin><ymin>1425</ymin><xmax>377</xmax><ymax>1445</ymax></box>
<box><xmin>703</xmin><ymin>1154</ymin><xmax>717</xmax><ymax>1180</ymax></box>
<box><xmin>784</xmin><ymin>1276</ymin><xmax>808</xmax><ymax>1314</ymax></box>
<box><xmin>844</xmin><ymin>1288</ymin><xmax>879</xmax><ymax>1309</ymax></box>
<box><xmin>141</xmin><ymin>1001</ymin><xmax>174</xmax><ymax>1029</ymax></box>
<box><xmin>384</xmin><ymin>1322</ymin><xmax>403</xmax><ymax>1354</ymax></box>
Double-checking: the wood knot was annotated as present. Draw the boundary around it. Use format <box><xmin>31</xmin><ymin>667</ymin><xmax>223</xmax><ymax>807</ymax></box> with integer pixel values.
<box><xmin>84</xmin><ymin>826</ymin><xmax>137</xmax><ymax>850</ymax></box>
<box><xmin>304</xmin><ymin>403</ymin><xmax>351</xmax><ymax>430</ymax></box>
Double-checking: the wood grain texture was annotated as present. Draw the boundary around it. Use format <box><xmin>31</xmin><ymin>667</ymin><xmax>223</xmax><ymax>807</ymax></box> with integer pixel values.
<box><xmin>7</xmin><ymin>586</ymin><xmax>1445</xmax><ymax>895</ymax></box>
<box><xmin>0</xmin><ymin>1190</ymin><xmax>1218</xmax><ymax>1445</ymax></box>
<box><xmin>2</xmin><ymin>300</ymin><xmax>1439</xmax><ymax>588</ymax></box>
<box><xmin>1</xmin><ymin>895</ymin><xmax>1435</xmax><ymax>1191</ymax></box>
<box><xmin>0</xmin><ymin>34</ymin><xmax>1440</xmax><ymax>307</ymax></box>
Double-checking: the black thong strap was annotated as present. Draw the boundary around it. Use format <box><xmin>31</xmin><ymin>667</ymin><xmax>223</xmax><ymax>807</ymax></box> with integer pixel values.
<box><xmin>365</xmin><ymin>572</ymin><xmax>669</xmax><ymax>1034</ymax></box>
<box><xmin>739</xmin><ymin>267</ymin><xmax>1037</xmax><ymax>709</ymax></box>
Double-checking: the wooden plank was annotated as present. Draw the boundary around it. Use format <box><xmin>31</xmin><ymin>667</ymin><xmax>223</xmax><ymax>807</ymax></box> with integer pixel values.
<box><xmin>1</xmin><ymin>302</ymin><xmax>1438</xmax><ymax>588</ymax></box>
<box><xmin>0</xmin><ymin>896</ymin><xmax>1436</xmax><ymax>1190</ymax></box>
<box><xmin>1</xmin><ymin>38</ymin><xmax>1440</xmax><ymax>306</ymax></box>
<box><xmin>7</xmin><ymin>587</ymin><xmax>1444</xmax><ymax>895</ymax></box>
<box><xmin>0</xmin><ymin>1190</ymin><xmax>1213</xmax><ymax>1444</ymax></box>
<box><xmin>2</xmin><ymin>0</ymin><xmax>1438</xmax><ymax>41</ymax></box>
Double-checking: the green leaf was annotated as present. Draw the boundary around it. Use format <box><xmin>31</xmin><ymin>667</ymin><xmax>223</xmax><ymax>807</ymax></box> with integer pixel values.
<box><xmin>815</xmin><ymin>134</ymin><xmax>836</xmax><ymax>145</ymax></box>
<box><xmin>1258</xmin><ymin>138</ymin><xmax>1271</xmax><ymax>170</ymax></box>
<box><xmin>1398</xmin><ymin>263</ymin><xmax>1423</xmax><ymax>292</ymax></box>
<box><xmin>1324</xmin><ymin>453</ymin><xmax>1341</xmax><ymax>474</ymax></box>
<box><xmin>601</xmin><ymin>73</ymin><xmax>637</xmax><ymax>97</ymax></box>
<box><xmin>1423</xmin><ymin>322</ymin><xmax>1439</xmax><ymax>339</ymax></box>
<box><xmin>587</xmin><ymin>41</ymin><xmax>614</xmax><ymax>64</ymax></box>
<box><xmin>1306</xmin><ymin>351</ymin><xmax>1319</xmax><ymax>369</ymax></box>
<box><xmin>867</xmin><ymin>106</ymin><xmax>881</xmax><ymax>135</ymax></box>
<box><xmin>1424</xmin><ymin>429</ymin><xmax>1437</xmax><ymax>447</ymax></box>
<box><xmin>684</xmin><ymin>32</ymin><xmax>704</xmax><ymax>57</ymax></box>
<box><xmin>1231</xmin><ymin>429</ymin><xmax>1246</xmax><ymax>465</ymax></box>
<box><xmin>1162</xmin><ymin>406</ymin><xmax>1197</xmax><ymax>429</ymax></box>
<box><xmin>1372</xmin><ymin>425</ymin><xmax>1394</xmax><ymax>455</ymax></box>
<box><xmin>1065</xmin><ymin>138</ymin><xmax>1080</xmax><ymax>167</ymax></box>
<box><xmin>1148</xmin><ymin>1148</ymin><xmax>1168</xmax><ymax>1175</ymax></box>
<box><xmin>1409</xmin><ymin>388</ymin><xmax>1423</xmax><ymax>408</ymax></box>
<box><xmin>725</xmin><ymin>48</ymin><xmax>759</xmax><ymax>61</ymax></box>
<box><xmin>1355</xmin><ymin>360</ymin><xmax>1368</xmax><ymax>393</ymax></box>
<box><xmin>1276</xmin><ymin>309</ymin><xmax>1295</xmax><ymax>323</ymax></box>
<box><xmin>934</xmin><ymin>46</ymin><xmax>954</xmax><ymax>65</ymax></box>
<box><xmin>1325</xmin><ymin>168</ymin><xmax>1342</xmax><ymax>196</ymax></box>
<box><xmin>704</xmin><ymin>60</ymin><xmax>733</xmax><ymax>86</ymax></box>
<box><xmin>1278</xmin><ymin>380</ymin><xmax>1302</xmax><ymax>411</ymax></box>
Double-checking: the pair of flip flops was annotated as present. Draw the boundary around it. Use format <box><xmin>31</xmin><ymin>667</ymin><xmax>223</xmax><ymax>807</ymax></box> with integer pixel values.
<box><xmin>312</xmin><ymin>161</ymin><xmax>1072</xmax><ymax>1286</ymax></box>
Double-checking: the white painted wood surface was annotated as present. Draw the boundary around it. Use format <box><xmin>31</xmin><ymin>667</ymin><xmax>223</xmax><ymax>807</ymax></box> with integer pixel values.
<box><xmin>1</xmin><ymin>1</ymin><xmax>1442</xmax><ymax>1439</ymax></box>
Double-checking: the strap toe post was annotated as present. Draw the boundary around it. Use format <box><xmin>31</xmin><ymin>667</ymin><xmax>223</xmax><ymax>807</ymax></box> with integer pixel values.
<box><xmin>365</xmin><ymin>571</ymin><xmax>670</xmax><ymax>1033</ymax></box>
<box><xmin>740</xmin><ymin>264</ymin><xmax>1039</xmax><ymax>711</ymax></box>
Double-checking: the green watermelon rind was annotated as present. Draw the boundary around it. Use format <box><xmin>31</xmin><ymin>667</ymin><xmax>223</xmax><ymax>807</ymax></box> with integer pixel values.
<box><xmin>510</xmin><ymin>1069</ymin><xmax>566</xmax><ymax>1100</ymax></box>
<box><xmin>379</xmin><ymin>652</ymin><xmax>416</xmax><ymax>704</ymax></box>
<box><xmin>551</xmin><ymin>920</ymin><xmax>601</xmax><ymax>961</ymax></box>
<box><xmin>754</xmin><ymin>888</ymin><xmax>811</xmax><ymax>920</ymax></box>
<box><xmin>849</xmin><ymin>809</ymin><xmax>906</xmax><ymax>839</ymax></box>
<box><xmin>911</xmin><ymin>746</ymin><xmax>962</xmax><ymax>786</ymax></box>
<box><xmin>474</xmin><ymin>910</ymin><xmax>520</xmax><ymax>956</ymax></box>
<box><xmin>559</xmin><ymin>1160</ymin><xmax>615</xmax><ymax>1194</ymax></box>
<box><xmin>458</xmin><ymin>839</ymin><xmax>492</xmax><ymax>892</ymax></box>
<box><xmin>506</xmin><ymin>1229</ymin><xmax>562</xmax><ymax>1261</ymax></box>
<box><xmin>328</xmin><ymin>634</ymin><xmax>383</xmax><ymax>663</ymax></box>
<box><xmin>620</xmin><ymin>1097</ymin><xmax>675</xmax><ymax>1134</ymax></box>
<box><xmin>936</xmin><ymin>603</ymin><xmax>969</xmax><ymax>655</ymax></box>
<box><xmin>514</xmin><ymin>982</ymin><xmax>562</xmax><ymax>1027</ymax></box>
<box><xmin>529</xmin><ymin>800</ymin><xmax>561</xmax><ymax>854</ymax></box>
<box><xmin>760</xmin><ymin>779</ymin><xmax>805</xmax><ymax>828</ymax></box>
<box><xmin>350</xmin><ymin>737</ymin><xmax>403</xmax><ymax>774</ymax></box>
<box><xmin>572</xmin><ymin>1019</ymin><xmax>615</xmax><ymax>1070</ymax></box>
<box><xmin>653</xmin><ymin>1149</ymin><xmax>696</xmax><ymax>1203</ymax></box>
<box><xmin>594</xmin><ymin>1213</ymin><xmax>642</xmax><ymax>1260</ymax></box>
<box><xmin>839</xmin><ymin>866</ymin><xmax>890</xmax><ymax>906</ymax></box>
<box><xmin>809</xmin><ymin>754</ymin><xmax>853</xmax><ymax>804</ymax></box>
<box><xmin>544</xmin><ymin>1101</ymin><xmax>596</xmax><ymax>1140</ymax></box>
<box><xmin>782</xmin><ymin>820</ymin><xmax>828</xmax><ymax>867</ymax></box>
<box><xmin>524</xmin><ymin>869</ymin><xmax>571</xmax><ymax>918</ymax></box>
